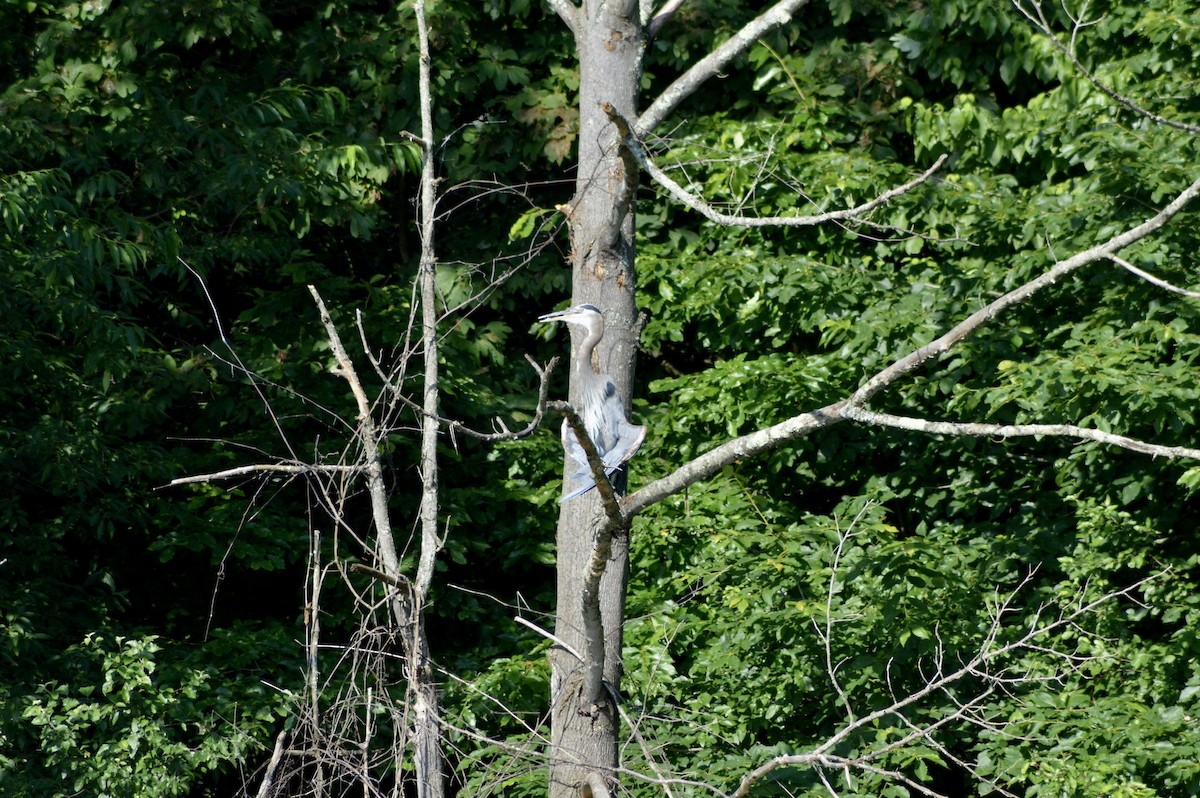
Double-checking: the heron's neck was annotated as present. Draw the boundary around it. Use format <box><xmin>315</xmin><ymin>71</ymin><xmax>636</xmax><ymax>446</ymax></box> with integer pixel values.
<box><xmin>578</xmin><ymin>327</ymin><xmax>602</xmax><ymax>374</ymax></box>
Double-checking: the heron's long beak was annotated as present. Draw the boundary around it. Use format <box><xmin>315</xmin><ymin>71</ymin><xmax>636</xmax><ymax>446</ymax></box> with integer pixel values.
<box><xmin>537</xmin><ymin>309</ymin><xmax>570</xmax><ymax>323</ymax></box>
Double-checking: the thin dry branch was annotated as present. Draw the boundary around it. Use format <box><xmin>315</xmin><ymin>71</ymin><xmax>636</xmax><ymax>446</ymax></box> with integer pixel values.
<box><xmin>637</xmin><ymin>0</ymin><xmax>813</xmax><ymax>136</ymax></box>
<box><xmin>1109</xmin><ymin>254</ymin><xmax>1200</xmax><ymax>299</ymax></box>
<box><xmin>178</xmin><ymin>257</ymin><xmax>306</xmax><ymax>463</ymax></box>
<box><xmin>1013</xmin><ymin>0</ymin><xmax>1200</xmax><ymax>135</ymax></box>
<box><xmin>514</xmin><ymin>615</ymin><xmax>585</xmax><ymax>663</ymax></box>
<box><xmin>309</xmin><ymin>286</ymin><xmax>403</xmax><ymax>580</ymax></box>
<box><xmin>820</xmin><ymin>507</ymin><xmax>875</xmax><ymax>726</ymax></box>
<box><xmin>728</xmin><ymin>573</ymin><xmax>1161</xmax><ymax>798</ymax></box>
<box><xmin>385</xmin><ymin>354</ymin><xmax>560</xmax><ymax>443</ymax></box>
<box><xmin>841</xmin><ymin>406</ymin><xmax>1200</xmax><ymax>460</ymax></box>
<box><xmin>615</xmin><ymin>702</ymin><xmax>679</xmax><ymax>798</ymax></box>
<box><xmin>611</xmin><ymin>101</ymin><xmax>948</xmax><ymax>227</ymax></box>
<box><xmin>814</xmin><ymin>573</ymin><xmax>1158</xmax><ymax>759</ymax></box>
<box><xmin>848</xmin><ymin>172</ymin><xmax>1200</xmax><ymax>406</ymax></box>
<box><xmin>168</xmin><ymin>461</ymin><xmax>361</xmax><ymax>487</ymax></box>
<box><xmin>621</xmin><ymin>400</ymin><xmax>847</xmax><ymax>518</ymax></box>
<box><xmin>547</xmin><ymin>0</ymin><xmax>579</xmax><ymax>35</ymax></box>
<box><xmin>647</xmin><ymin>0</ymin><xmax>686</xmax><ymax>37</ymax></box>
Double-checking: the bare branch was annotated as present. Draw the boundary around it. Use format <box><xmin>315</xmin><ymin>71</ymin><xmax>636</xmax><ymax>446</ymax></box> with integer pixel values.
<box><xmin>637</xmin><ymin>0</ymin><xmax>813</xmax><ymax>136</ymax></box>
<box><xmin>810</xmin><ymin>573</ymin><xmax>1160</xmax><ymax>760</ymax></box>
<box><xmin>349</xmin><ymin>563</ymin><xmax>415</xmax><ymax>595</ymax></box>
<box><xmin>647</xmin><ymin>0</ymin><xmax>686</xmax><ymax>37</ymax></box>
<box><xmin>842</xmin><ymin>406</ymin><xmax>1200</xmax><ymax>460</ymax></box>
<box><xmin>513</xmin><ymin>615</ymin><xmax>585</xmax><ymax>663</ymax></box>
<box><xmin>385</xmin><ymin>354</ymin><xmax>560</xmax><ymax>442</ymax></box>
<box><xmin>727</xmin><ymin>574</ymin><xmax>1161</xmax><ymax>798</ymax></box>
<box><xmin>1012</xmin><ymin>0</ymin><xmax>1200</xmax><ymax>135</ymax></box>
<box><xmin>621</xmin><ymin>401</ymin><xmax>847</xmax><ymax>518</ymax></box>
<box><xmin>309</xmin><ymin>286</ymin><xmax>403</xmax><ymax>580</ymax></box>
<box><xmin>848</xmin><ymin>172</ymin><xmax>1200</xmax><ymax>406</ymax></box>
<box><xmin>179</xmin><ymin>257</ymin><xmax>304</xmax><ymax>462</ymax></box>
<box><xmin>615</xmin><ymin>702</ymin><xmax>679</xmax><ymax>798</ymax></box>
<box><xmin>546</xmin><ymin>0</ymin><xmax>580</xmax><ymax>36</ymax></box>
<box><xmin>254</xmin><ymin>730</ymin><xmax>289</xmax><ymax>798</ymax></box>
<box><xmin>820</xmin><ymin>506</ymin><xmax>878</xmax><ymax>726</ymax></box>
<box><xmin>584</xmin><ymin>771</ymin><xmax>613</xmax><ymax>798</ymax></box>
<box><xmin>626</xmin><ymin>121</ymin><xmax>949</xmax><ymax>227</ymax></box>
<box><xmin>1109</xmin><ymin>254</ymin><xmax>1200</xmax><ymax>299</ymax></box>
<box><xmin>623</xmin><ymin>175</ymin><xmax>1200</xmax><ymax>520</ymax></box>
<box><xmin>167</xmin><ymin>461</ymin><xmax>361</xmax><ymax>487</ymax></box>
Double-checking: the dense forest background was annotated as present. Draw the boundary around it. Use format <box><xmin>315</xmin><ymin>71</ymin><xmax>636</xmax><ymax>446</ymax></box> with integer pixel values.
<box><xmin>2</xmin><ymin>0</ymin><xmax>1200</xmax><ymax>796</ymax></box>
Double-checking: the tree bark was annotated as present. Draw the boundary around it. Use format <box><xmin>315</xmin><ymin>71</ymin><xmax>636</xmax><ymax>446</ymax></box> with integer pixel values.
<box><xmin>549</xmin><ymin>0</ymin><xmax>643</xmax><ymax>795</ymax></box>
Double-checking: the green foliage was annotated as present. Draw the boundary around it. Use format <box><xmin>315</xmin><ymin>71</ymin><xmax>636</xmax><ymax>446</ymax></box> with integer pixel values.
<box><xmin>9</xmin><ymin>633</ymin><xmax>283</xmax><ymax>798</ymax></box>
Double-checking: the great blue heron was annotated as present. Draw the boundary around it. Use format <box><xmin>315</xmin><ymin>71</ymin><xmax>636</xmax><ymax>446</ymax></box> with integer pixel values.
<box><xmin>539</xmin><ymin>304</ymin><xmax>646</xmax><ymax>502</ymax></box>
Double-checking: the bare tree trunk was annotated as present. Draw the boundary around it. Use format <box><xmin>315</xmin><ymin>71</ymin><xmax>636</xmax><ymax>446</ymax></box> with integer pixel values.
<box><xmin>411</xmin><ymin>2</ymin><xmax>445</xmax><ymax>796</ymax></box>
<box><xmin>549</xmin><ymin>1</ymin><xmax>644</xmax><ymax>795</ymax></box>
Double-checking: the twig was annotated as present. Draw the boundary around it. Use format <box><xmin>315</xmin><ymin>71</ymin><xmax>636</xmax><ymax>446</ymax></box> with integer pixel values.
<box><xmin>645</xmin><ymin>142</ymin><xmax>947</xmax><ymax>227</ymax></box>
<box><xmin>385</xmin><ymin>354</ymin><xmax>560</xmax><ymax>442</ymax></box>
<box><xmin>611</xmin><ymin>100</ymin><xmax>948</xmax><ymax>228</ymax></box>
<box><xmin>1012</xmin><ymin>0</ymin><xmax>1200</xmax><ymax>135</ymax></box>
<box><xmin>167</xmin><ymin>462</ymin><xmax>361</xmax><ymax>487</ymax></box>
<box><xmin>729</xmin><ymin>574</ymin><xmax>1162</xmax><ymax>798</ymax></box>
<box><xmin>1109</xmin><ymin>254</ymin><xmax>1200</xmax><ymax>299</ymax></box>
<box><xmin>841</xmin><ymin>406</ymin><xmax>1200</xmax><ymax>460</ymax></box>
<box><xmin>513</xmin><ymin>615</ymin><xmax>585</xmax><ymax>663</ymax></box>
<box><xmin>178</xmin><ymin>257</ymin><xmax>304</xmax><ymax>462</ymax></box>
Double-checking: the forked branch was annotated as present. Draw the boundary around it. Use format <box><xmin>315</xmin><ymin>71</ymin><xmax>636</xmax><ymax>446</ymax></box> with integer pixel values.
<box><xmin>1012</xmin><ymin>0</ymin><xmax>1200</xmax><ymax>135</ymax></box>
<box><xmin>309</xmin><ymin>285</ymin><xmax>403</xmax><ymax>579</ymax></box>
<box><xmin>729</xmin><ymin>572</ymin><xmax>1162</xmax><ymax>798</ymax></box>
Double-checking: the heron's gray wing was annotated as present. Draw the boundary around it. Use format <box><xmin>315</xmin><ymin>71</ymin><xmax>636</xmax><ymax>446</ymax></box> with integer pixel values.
<box><xmin>561</xmin><ymin>419</ymin><xmax>590</xmax><ymax>472</ymax></box>
<box><xmin>559</xmin><ymin>420</ymin><xmax>598</xmax><ymax>501</ymax></box>
<box><xmin>557</xmin><ymin>380</ymin><xmax>647</xmax><ymax>502</ymax></box>
<box><xmin>602</xmin><ymin>417</ymin><xmax>646</xmax><ymax>469</ymax></box>
<box><xmin>560</xmin><ymin>475</ymin><xmax>599</xmax><ymax>502</ymax></box>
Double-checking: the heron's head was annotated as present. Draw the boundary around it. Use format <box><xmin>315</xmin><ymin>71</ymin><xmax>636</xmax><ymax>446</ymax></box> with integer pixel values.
<box><xmin>537</xmin><ymin>304</ymin><xmax>604</xmax><ymax>336</ymax></box>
